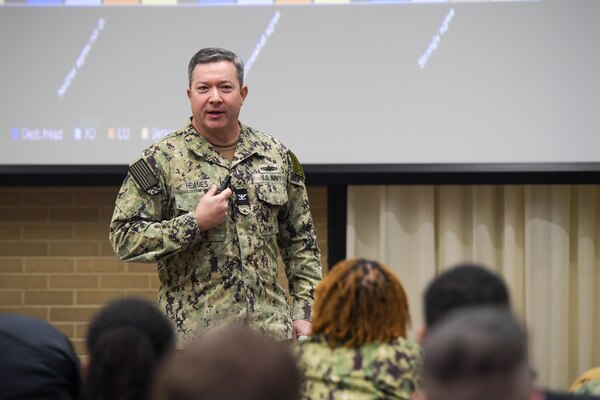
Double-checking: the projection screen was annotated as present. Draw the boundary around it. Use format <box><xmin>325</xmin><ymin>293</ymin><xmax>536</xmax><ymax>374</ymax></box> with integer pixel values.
<box><xmin>1</xmin><ymin>0</ymin><xmax>599</xmax><ymax>182</ymax></box>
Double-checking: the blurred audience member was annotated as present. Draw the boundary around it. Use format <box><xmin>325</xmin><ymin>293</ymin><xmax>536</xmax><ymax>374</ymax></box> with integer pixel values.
<box><xmin>83</xmin><ymin>296</ymin><xmax>175</xmax><ymax>400</ymax></box>
<box><xmin>422</xmin><ymin>263</ymin><xmax>510</xmax><ymax>335</ymax></box>
<box><xmin>294</xmin><ymin>258</ymin><xmax>421</xmax><ymax>400</ymax></box>
<box><xmin>0</xmin><ymin>313</ymin><xmax>81</xmax><ymax>400</ymax></box>
<box><xmin>153</xmin><ymin>323</ymin><xmax>302</xmax><ymax>400</ymax></box>
<box><xmin>419</xmin><ymin>262</ymin><xmax>600</xmax><ymax>400</ymax></box>
<box><xmin>418</xmin><ymin>306</ymin><xmax>535</xmax><ymax>400</ymax></box>
<box><xmin>571</xmin><ymin>368</ymin><xmax>600</xmax><ymax>396</ymax></box>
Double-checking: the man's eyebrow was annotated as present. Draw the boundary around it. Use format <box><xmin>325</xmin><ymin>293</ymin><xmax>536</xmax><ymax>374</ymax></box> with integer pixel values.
<box><xmin>196</xmin><ymin>79</ymin><xmax>234</xmax><ymax>85</ymax></box>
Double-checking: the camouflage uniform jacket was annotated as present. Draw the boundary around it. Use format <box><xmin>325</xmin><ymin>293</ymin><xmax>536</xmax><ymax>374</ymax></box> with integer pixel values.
<box><xmin>293</xmin><ymin>335</ymin><xmax>422</xmax><ymax>400</ymax></box>
<box><xmin>109</xmin><ymin>121</ymin><xmax>322</xmax><ymax>344</ymax></box>
<box><xmin>574</xmin><ymin>380</ymin><xmax>600</xmax><ymax>396</ymax></box>
<box><xmin>571</xmin><ymin>367</ymin><xmax>600</xmax><ymax>396</ymax></box>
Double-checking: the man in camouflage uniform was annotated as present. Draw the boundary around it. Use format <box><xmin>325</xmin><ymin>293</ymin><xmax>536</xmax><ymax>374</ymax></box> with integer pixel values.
<box><xmin>109</xmin><ymin>47</ymin><xmax>322</xmax><ymax>344</ymax></box>
<box><xmin>574</xmin><ymin>381</ymin><xmax>600</xmax><ymax>397</ymax></box>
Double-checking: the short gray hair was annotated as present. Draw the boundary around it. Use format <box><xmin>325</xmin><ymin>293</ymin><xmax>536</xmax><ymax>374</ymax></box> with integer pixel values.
<box><xmin>187</xmin><ymin>47</ymin><xmax>245</xmax><ymax>88</ymax></box>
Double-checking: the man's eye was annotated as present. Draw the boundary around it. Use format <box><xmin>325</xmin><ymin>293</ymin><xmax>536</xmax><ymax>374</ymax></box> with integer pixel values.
<box><xmin>197</xmin><ymin>87</ymin><xmax>208</xmax><ymax>93</ymax></box>
<box><xmin>221</xmin><ymin>86</ymin><xmax>233</xmax><ymax>92</ymax></box>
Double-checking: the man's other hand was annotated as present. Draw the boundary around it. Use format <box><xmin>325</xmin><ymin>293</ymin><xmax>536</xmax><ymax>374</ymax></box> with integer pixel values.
<box><xmin>293</xmin><ymin>320</ymin><xmax>312</xmax><ymax>340</ymax></box>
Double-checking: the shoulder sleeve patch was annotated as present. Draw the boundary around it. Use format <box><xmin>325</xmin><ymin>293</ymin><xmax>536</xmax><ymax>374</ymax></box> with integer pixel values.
<box><xmin>129</xmin><ymin>158</ymin><xmax>162</xmax><ymax>196</ymax></box>
<box><xmin>288</xmin><ymin>150</ymin><xmax>305</xmax><ymax>181</ymax></box>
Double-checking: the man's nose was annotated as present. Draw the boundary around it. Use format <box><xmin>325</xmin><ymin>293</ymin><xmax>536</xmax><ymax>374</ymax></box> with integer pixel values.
<box><xmin>209</xmin><ymin>88</ymin><xmax>222</xmax><ymax>103</ymax></box>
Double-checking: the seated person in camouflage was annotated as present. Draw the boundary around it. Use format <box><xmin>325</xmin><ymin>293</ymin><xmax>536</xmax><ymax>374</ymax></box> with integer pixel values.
<box><xmin>109</xmin><ymin>47</ymin><xmax>322</xmax><ymax>345</ymax></box>
<box><xmin>294</xmin><ymin>258</ymin><xmax>421</xmax><ymax>400</ymax></box>
<box><xmin>571</xmin><ymin>368</ymin><xmax>600</xmax><ymax>396</ymax></box>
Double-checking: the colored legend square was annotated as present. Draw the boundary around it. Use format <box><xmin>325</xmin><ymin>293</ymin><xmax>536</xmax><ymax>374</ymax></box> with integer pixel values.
<box><xmin>142</xmin><ymin>0</ymin><xmax>177</xmax><ymax>4</ymax></box>
<box><xmin>107</xmin><ymin>128</ymin><xmax>116</xmax><ymax>140</ymax></box>
<box><xmin>65</xmin><ymin>0</ymin><xmax>102</xmax><ymax>5</ymax></box>
<box><xmin>238</xmin><ymin>0</ymin><xmax>273</xmax><ymax>4</ymax></box>
<box><xmin>275</xmin><ymin>0</ymin><xmax>310</xmax><ymax>4</ymax></box>
<box><xmin>11</xmin><ymin>128</ymin><xmax>19</xmax><ymax>141</ymax></box>
<box><xmin>27</xmin><ymin>0</ymin><xmax>63</xmax><ymax>4</ymax></box>
<box><xmin>104</xmin><ymin>0</ymin><xmax>138</xmax><ymax>4</ymax></box>
<box><xmin>198</xmin><ymin>0</ymin><xmax>236</xmax><ymax>4</ymax></box>
<box><xmin>141</xmin><ymin>127</ymin><xmax>149</xmax><ymax>140</ymax></box>
<box><xmin>314</xmin><ymin>0</ymin><xmax>350</xmax><ymax>3</ymax></box>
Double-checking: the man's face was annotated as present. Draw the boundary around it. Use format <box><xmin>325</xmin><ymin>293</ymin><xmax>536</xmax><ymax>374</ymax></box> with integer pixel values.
<box><xmin>187</xmin><ymin>60</ymin><xmax>248</xmax><ymax>138</ymax></box>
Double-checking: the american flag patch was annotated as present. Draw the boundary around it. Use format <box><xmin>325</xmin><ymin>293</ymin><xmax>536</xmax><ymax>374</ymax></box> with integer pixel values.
<box><xmin>129</xmin><ymin>158</ymin><xmax>162</xmax><ymax>195</ymax></box>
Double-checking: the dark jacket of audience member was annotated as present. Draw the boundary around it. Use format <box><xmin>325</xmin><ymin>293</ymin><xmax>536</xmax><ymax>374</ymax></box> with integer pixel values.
<box><xmin>153</xmin><ymin>323</ymin><xmax>302</xmax><ymax>400</ymax></box>
<box><xmin>0</xmin><ymin>313</ymin><xmax>81</xmax><ymax>400</ymax></box>
<box><xmin>83</xmin><ymin>296</ymin><xmax>175</xmax><ymax>400</ymax></box>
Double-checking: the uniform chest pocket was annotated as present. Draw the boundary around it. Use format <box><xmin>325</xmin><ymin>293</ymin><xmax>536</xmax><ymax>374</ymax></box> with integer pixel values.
<box><xmin>256</xmin><ymin>183</ymin><xmax>288</xmax><ymax>205</ymax></box>
<box><xmin>255</xmin><ymin>183</ymin><xmax>288</xmax><ymax>235</ymax></box>
<box><xmin>174</xmin><ymin>191</ymin><xmax>201</xmax><ymax>214</ymax></box>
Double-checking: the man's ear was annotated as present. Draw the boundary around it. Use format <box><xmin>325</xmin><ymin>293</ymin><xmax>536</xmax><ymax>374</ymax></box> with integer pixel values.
<box><xmin>415</xmin><ymin>325</ymin><xmax>427</xmax><ymax>344</ymax></box>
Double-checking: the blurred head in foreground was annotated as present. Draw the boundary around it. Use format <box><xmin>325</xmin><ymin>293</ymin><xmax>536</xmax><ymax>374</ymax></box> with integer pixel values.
<box><xmin>153</xmin><ymin>323</ymin><xmax>302</xmax><ymax>400</ymax></box>
<box><xmin>84</xmin><ymin>296</ymin><xmax>175</xmax><ymax>400</ymax></box>
<box><xmin>421</xmin><ymin>306</ymin><xmax>533</xmax><ymax>400</ymax></box>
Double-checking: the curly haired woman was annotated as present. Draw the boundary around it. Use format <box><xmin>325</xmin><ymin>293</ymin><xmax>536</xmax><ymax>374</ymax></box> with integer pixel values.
<box><xmin>294</xmin><ymin>258</ymin><xmax>421</xmax><ymax>400</ymax></box>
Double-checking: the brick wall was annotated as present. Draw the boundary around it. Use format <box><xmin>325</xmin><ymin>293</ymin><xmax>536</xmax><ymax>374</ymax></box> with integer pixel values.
<box><xmin>0</xmin><ymin>185</ymin><xmax>328</xmax><ymax>356</ymax></box>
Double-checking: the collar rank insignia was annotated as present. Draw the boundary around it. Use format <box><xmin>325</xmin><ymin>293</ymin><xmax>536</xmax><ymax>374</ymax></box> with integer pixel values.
<box><xmin>235</xmin><ymin>188</ymin><xmax>250</xmax><ymax>206</ymax></box>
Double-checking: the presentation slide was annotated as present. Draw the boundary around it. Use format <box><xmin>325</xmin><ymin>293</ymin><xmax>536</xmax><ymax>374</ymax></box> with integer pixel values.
<box><xmin>1</xmin><ymin>0</ymin><xmax>599</xmax><ymax>168</ymax></box>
